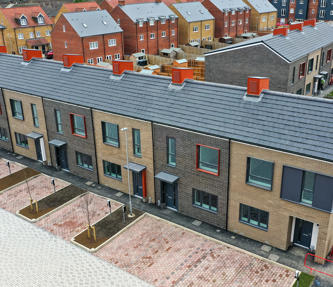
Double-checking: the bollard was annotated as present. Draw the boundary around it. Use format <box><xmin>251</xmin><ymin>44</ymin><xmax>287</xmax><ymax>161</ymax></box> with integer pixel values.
<box><xmin>92</xmin><ymin>226</ymin><xmax>97</xmax><ymax>242</ymax></box>
<box><xmin>34</xmin><ymin>200</ymin><xmax>39</xmax><ymax>213</ymax></box>
<box><xmin>122</xmin><ymin>205</ymin><xmax>126</xmax><ymax>223</ymax></box>
<box><xmin>30</xmin><ymin>199</ymin><xmax>34</xmax><ymax>211</ymax></box>
<box><xmin>51</xmin><ymin>178</ymin><xmax>56</xmax><ymax>193</ymax></box>
<box><xmin>87</xmin><ymin>225</ymin><xmax>91</xmax><ymax>239</ymax></box>
<box><xmin>107</xmin><ymin>200</ymin><xmax>111</xmax><ymax>215</ymax></box>
<box><xmin>6</xmin><ymin>161</ymin><xmax>11</xmax><ymax>175</ymax></box>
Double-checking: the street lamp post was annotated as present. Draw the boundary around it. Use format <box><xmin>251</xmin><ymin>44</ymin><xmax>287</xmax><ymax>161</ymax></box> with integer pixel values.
<box><xmin>121</xmin><ymin>127</ymin><xmax>133</xmax><ymax>216</ymax></box>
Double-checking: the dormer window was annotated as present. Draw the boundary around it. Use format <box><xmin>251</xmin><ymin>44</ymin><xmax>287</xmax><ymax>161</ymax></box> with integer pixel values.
<box><xmin>160</xmin><ymin>17</ymin><xmax>166</xmax><ymax>24</ymax></box>
<box><xmin>37</xmin><ymin>14</ymin><xmax>44</xmax><ymax>24</ymax></box>
<box><xmin>83</xmin><ymin>8</ymin><xmax>87</xmax><ymax>12</ymax></box>
<box><xmin>149</xmin><ymin>19</ymin><xmax>155</xmax><ymax>26</ymax></box>
<box><xmin>170</xmin><ymin>15</ymin><xmax>175</xmax><ymax>23</ymax></box>
<box><xmin>138</xmin><ymin>19</ymin><xmax>143</xmax><ymax>27</ymax></box>
<box><xmin>20</xmin><ymin>16</ymin><xmax>27</xmax><ymax>26</ymax></box>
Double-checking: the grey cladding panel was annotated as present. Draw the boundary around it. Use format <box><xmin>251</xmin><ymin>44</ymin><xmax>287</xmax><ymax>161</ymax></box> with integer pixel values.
<box><xmin>313</xmin><ymin>174</ymin><xmax>333</xmax><ymax>212</ymax></box>
<box><xmin>281</xmin><ymin>166</ymin><xmax>303</xmax><ymax>202</ymax></box>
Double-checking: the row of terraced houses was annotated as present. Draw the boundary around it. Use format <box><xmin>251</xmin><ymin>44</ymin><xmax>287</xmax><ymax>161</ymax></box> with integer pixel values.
<box><xmin>0</xmin><ymin>50</ymin><xmax>332</xmax><ymax>264</ymax></box>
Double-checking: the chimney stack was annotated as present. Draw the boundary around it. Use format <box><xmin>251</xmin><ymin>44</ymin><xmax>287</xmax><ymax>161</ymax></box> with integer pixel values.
<box><xmin>172</xmin><ymin>67</ymin><xmax>193</xmax><ymax>85</ymax></box>
<box><xmin>22</xmin><ymin>49</ymin><xmax>42</xmax><ymax>62</ymax></box>
<box><xmin>289</xmin><ymin>22</ymin><xmax>303</xmax><ymax>32</ymax></box>
<box><xmin>247</xmin><ymin>77</ymin><xmax>270</xmax><ymax>96</ymax></box>
<box><xmin>304</xmin><ymin>19</ymin><xmax>316</xmax><ymax>27</ymax></box>
<box><xmin>112</xmin><ymin>60</ymin><xmax>133</xmax><ymax>75</ymax></box>
<box><xmin>273</xmin><ymin>27</ymin><xmax>288</xmax><ymax>36</ymax></box>
<box><xmin>0</xmin><ymin>46</ymin><xmax>7</xmax><ymax>53</ymax></box>
<box><xmin>118</xmin><ymin>0</ymin><xmax>125</xmax><ymax>5</ymax></box>
<box><xmin>63</xmin><ymin>54</ymin><xmax>84</xmax><ymax>68</ymax></box>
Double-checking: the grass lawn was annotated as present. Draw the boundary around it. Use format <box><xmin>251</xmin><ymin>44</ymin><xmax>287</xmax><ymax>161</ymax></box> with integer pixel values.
<box><xmin>293</xmin><ymin>272</ymin><xmax>315</xmax><ymax>287</ymax></box>
<box><xmin>324</xmin><ymin>91</ymin><xmax>333</xmax><ymax>99</ymax></box>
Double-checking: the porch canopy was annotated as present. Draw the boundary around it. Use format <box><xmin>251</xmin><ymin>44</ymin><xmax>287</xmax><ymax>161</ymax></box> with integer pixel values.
<box><xmin>49</xmin><ymin>139</ymin><xmax>66</xmax><ymax>147</ymax></box>
<box><xmin>26</xmin><ymin>38</ymin><xmax>49</xmax><ymax>47</ymax></box>
<box><xmin>155</xmin><ymin>172</ymin><xmax>179</xmax><ymax>184</ymax></box>
<box><xmin>26</xmin><ymin>132</ymin><xmax>43</xmax><ymax>139</ymax></box>
<box><xmin>124</xmin><ymin>162</ymin><xmax>146</xmax><ymax>173</ymax></box>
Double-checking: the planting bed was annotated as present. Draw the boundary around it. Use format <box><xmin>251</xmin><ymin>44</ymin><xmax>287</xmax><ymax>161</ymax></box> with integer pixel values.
<box><xmin>0</xmin><ymin>168</ymin><xmax>39</xmax><ymax>191</ymax></box>
<box><xmin>0</xmin><ymin>159</ymin><xmax>24</xmax><ymax>179</ymax></box>
<box><xmin>74</xmin><ymin>207</ymin><xmax>144</xmax><ymax>250</ymax></box>
<box><xmin>19</xmin><ymin>185</ymin><xmax>85</xmax><ymax>220</ymax></box>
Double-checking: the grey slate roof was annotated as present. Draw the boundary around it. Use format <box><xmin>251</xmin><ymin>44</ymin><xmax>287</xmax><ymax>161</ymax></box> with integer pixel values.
<box><xmin>120</xmin><ymin>2</ymin><xmax>177</xmax><ymax>22</ymax></box>
<box><xmin>209</xmin><ymin>0</ymin><xmax>249</xmax><ymax>11</ymax></box>
<box><xmin>0</xmin><ymin>54</ymin><xmax>333</xmax><ymax>162</ymax></box>
<box><xmin>206</xmin><ymin>22</ymin><xmax>333</xmax><ymax>62</ymax></box>
<box><xmin>63</xmin><ymin>10</ymin><xmax>122</xmax><ymax>37</ymax></box>
<box><xmin>245</xmin><ymin>0</ymin><xmax>276</xmax><ymax>13</ymax></box>
<box><xmin>172</xmin><ymin>2</ymin><xmax>214</xmax><ymax>22</ymax></box>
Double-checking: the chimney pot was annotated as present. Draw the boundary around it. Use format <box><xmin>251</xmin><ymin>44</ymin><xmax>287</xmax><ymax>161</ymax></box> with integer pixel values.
<box><xmin>247</xmin><ymin>77</ymin><xmax>270</xmax><ymax>96</ymax></box>
<box><xmin>289</xmin><ymin>22</ymin><xmax>303</xmax><ymax>31</ymax></box>
<box><xmin>304</xmin><ymin>19</ymin><xmax>316</xmax><ymax>27</ymax></box>
<box><xmin>22</xmin><ymin>49</ymin><xmax>42</xmax><ymax>62</ymax></box>
<box><xmin>273</xmin><ymin>27</ymin><xmax>288</xmax><ymax>36</ymax></box>
<box><xmin>172</xmin><ymin>67</ymin><xmax>193</xmax><ymax>85</ymax></box>
<box><xmin>112</xmin><ymin>60</ymin><xmax>133</xmax><ymax>75</ymax></box>
<box><xmin>63</xmin><ymin>54</ymin><xmax>84</xmax><ymax>68</ymax></box>
<box><xmin>0</xmin><ymin>46</ymin><xmax>7</xmax><ymax>53</ymax></box>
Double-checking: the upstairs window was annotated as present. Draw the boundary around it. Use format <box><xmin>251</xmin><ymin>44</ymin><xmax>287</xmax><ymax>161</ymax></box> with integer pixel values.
<box><xmin>29</xmin><ymin>32</ymin><xmax>34</xmax><ymax>39</ymax></box>
<box><xmin>108</xmin><ymin>39</ymin><xmax>116</xmax><ymax>47</ymax></box>
<box><xmin>307</xmin><ymin>58</ymin><xmax>314</xmax><ymax>73</ymax></box>
<box><xmin>161</xmin><ymin>31</ymin><xmax>166</xmax><ymax>37</ymax></box>
<box><xmin>37</xmin><ymin>15</ymin><xmax>44</xmax><ymax>24</ymax></box>
<box><xmin>196</xmin><ymin>144</ymin><xmax>220</xmax><ymax>176</ymax></box>
<box><xmin>102</xmin><ymin>121</ymin><xmax>119</xmax><ymax>147</ymax></box>
<box><xmin>55</xmin><ymin>110</ymin><xmax>63</xmax><ymax>133</ymax></box>
<box><xmin>299</xmin><ymin>62</ymin><xmax>306</xmax><ymax>78</ymax></box>
<box><xmin>301</xmin><ymin>171</ymin><xmax>315</xmax><ymax>205</ymax></box>
<box><xmin>132</xmin><ymin>128</ymin><xmax>141</xmax><ymax>157</ymax></box>
<box><xmin>326</xmin><ymin>49</ymin><xmax>332</xmax><ymax>63</ymax></box>
<box><xmin>70</xmin><ymin>113</ymin><xmax>86</xmax><ymax>138</ymax></box>
<box><xmin>167</xmin><ymin>137</ymin><xmax>176</xmax><ymax>167</ymax></box>
<box><xmin>31</xmin><ymin>104</ymin><xmax>39</xmax><ymax>128</ymax></box>
<box><xmin>89</xmin><ymin>41</ymin><xmax>98</xmax><ymax>50</ymax></box>
<box><xmin>20</xmin><ymin>16</ymin><xmax>27</xmax><ymax>26</ymax></box>
<box><xmin>149</xmin><ymin>19</ymin><xmax>155</xmax><ymax>26</ymax></box>
<box><xmin>36</xmin><ymin>31</ymin><xmax>41</xmax><ymax>38</ymax></box>
<box><xmin>193</xmin><ymin>26</ymin><xmax>199</xmax><ymax>32</ymax></box>
<box><xmin>246</xmin><ymin>157</ymin><xmax>274</xmax><ymax>190</ymax></box>
<box><xmin>18</xmin><ymin>33</ymin><xmax>24</xmax><ymax>40</ymax></box>
<box><xmin>205</xmin><ymin>24</ymin><xmax>210</xmax><ymax>30</ymax></box>
<box><xmin>10</xmin><ymin>99</ymin><xmax>24</xmax><ymax>120</ymax></box>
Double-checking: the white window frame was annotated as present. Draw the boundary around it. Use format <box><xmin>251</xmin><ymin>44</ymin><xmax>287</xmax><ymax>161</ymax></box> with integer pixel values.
<box><xmin>20</xmin><ymin>16</ymin><xmax>27</xmax><ymax>26</ymax></box>
<box><xmin>205</xmin><ymin>24</ymin><xmax>210</xmax><ymax>30</ymax></box>
<box><xmin>36</xmin><ymin>31</ymin><xmax>41</xmax><ymax>38</ymax></box>
<box><xmin>64</xmin><ymin>41</ymin><xmax>67</xmax><ymax>48</ymax></box>
<box><xmin>150</xmin><ymin>33</ymin><xmax>155</xmax><ymax>39</ymax></box>
<box><xmin>45</xmin><ymin>30</ymin><xmax>50</xmax><ymax>37</ymax></box>
<box><xmin>96</xmin><ymin>56</ymin><xmax>103</xmax><ymax>63</ymax></box>
<box><xmin>139</xmin><ymin>34</ymin><xmax>144</xmax><ymax>41</ymax></box>
<box><xmin>37</xmin><ymin>14</ymin><xmax>44</xmax><ymax>24</ymax></box>
<box><xmin>171</xmin><ymin>29</ymin><xmax>175</xmax><ymax>36</ymax></box>
<box><xmin>63</xmin><ymin>25</ymin><xmax>66</xmax><ymax>32</ymax></box>
<box><xmin>193</xmin><ymin>26</ymin><xmax>199</xmax><ymax>32</ymax></box>
<box><xmin>106</xmin><ymin>55</ymin><xmax>112</xmax><ymax>60</ymax></box>
<box><xmin>89</xmin><ymin>41</ymin><xmax>98</xmax><ymax>50</ymax></box>
<box><xmin>29</xmin><ymin>32</ymin><xmax>34</xmax><ymax>39</ymax></box>
<box><xmin>149</xmin><ymin>19</ymin><xmax>154</xmax><ymax>26</ymax></box>
<box><xmin>87</xmin><ymin>58</ymin><xmax>94</xmax><ymax>64</ymax></box>
<box><xmin>161</xmin><ymin>31</ymin><xmax>166</xmax><ymax>37</ymax></box>
<box><xmin>108</xmin><ymin>39</ymin><xmax>116</xmax><ymax>47</ymax></box>
<box><xmin>18</xmin><ymin>33</ymin><xmax>24</xmax><ymax>40</ymax></box>
<box><xmin>114</xmin><ymin>53</ymin><xmax>120</xmax><ymax>60</ymax></box>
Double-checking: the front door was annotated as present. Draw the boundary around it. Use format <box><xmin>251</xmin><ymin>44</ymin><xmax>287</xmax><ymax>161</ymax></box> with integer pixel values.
<box><xmin>133</xmin><ymin>172</ymin><xmax>143</xmax><ymax>197</ymax></box>
<box><xmin>35</xmin><ymin>138</ymin><xmax>43</xmax><ymax>161</ymax></box>
<box><xmin>294</xmin><ymin>218</ymin><xmax>313</xmax><ymax>248</ymax></box>
<box><xmin>55</xmin><ymin>145</ymin><xmax>68</xmax><ymax>170</ymax></box>
<box><xmin>161</xmin><ymin>182</ymin><xmax>177</xmax><ymax>210</ymax></box>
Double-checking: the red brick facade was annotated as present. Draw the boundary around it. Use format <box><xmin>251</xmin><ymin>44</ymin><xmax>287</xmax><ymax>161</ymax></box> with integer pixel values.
<box><xmin>110</xmin><ymin>5</ymin><xmax>178</xmax><ymax>55</ymax></box>
<box><xmin>307</xmin><ymin>0</ymin><xmax>318</xmax><ymax>19</ymax></box>
<box><xmin>202</xmin><ymin>0</ymin><xmax>250</xmax><ymax>38</ymax></box>
<box><xmin>288</xmin><ymin>0</ymin><xmax>296</xmax><ymax>22</ymax></box>
<box><xmin>52</xmin><ymin>14</ymin><xmax>123</xmax><ymax>64</ymax></box>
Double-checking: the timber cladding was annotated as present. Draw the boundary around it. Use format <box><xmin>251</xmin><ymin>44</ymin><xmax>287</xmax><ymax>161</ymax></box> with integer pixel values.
<box><xmin>153</xmin><ymin>123</ymin><xmax>229</xmax><ymax>229</ymax></box>
<box><xmin>228</xmin><ymin>141</ymin><xmax>333</xmax><ymax>260</ymax></box>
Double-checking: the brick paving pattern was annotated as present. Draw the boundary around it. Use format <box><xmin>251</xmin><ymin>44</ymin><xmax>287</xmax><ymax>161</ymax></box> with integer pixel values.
<box><xmin>96</xmin><ymin>215</ymin><xmax>295</xmax><ymax>287</ymax></box>
<box><xmin>0</xmin><ymin>159</ymin><xmax>24</xmax><ymax>178</ymax></box>
<box><xmin>36</xmin><ymin>193</ymin><xmax>122</xmax><ymax>241</ymax></box>
<box><xmin>0</xmin><ymin>174</ymin><xmax>69</xmax><ymax>213</ymax></box>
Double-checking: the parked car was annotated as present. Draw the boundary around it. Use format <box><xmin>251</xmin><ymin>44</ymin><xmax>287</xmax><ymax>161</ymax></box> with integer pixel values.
<box><xmin>219</xmin><ymin>36</ymin><xmax>233</xmax><ymax>44</ymax></box>
<box><xmin>45</xmin><ymin>51</ymin><xmax>53</xmax><ymax>59</ymax></box>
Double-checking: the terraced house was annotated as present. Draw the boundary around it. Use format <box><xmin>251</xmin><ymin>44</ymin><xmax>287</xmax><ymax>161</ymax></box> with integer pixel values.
<box><xmin>0</xmin><ymin>51</ymin><xmax>332</xmax><ymax>263</ymax></box>
<box><xmin>0</xmin><ymin>6</ymin><xmax>53</xmax><ymax>55</ymax></box>
<box><xmin>205</xmin><ymin>21</ymin><xmax>333</xmax><ymax>96</ymax></box>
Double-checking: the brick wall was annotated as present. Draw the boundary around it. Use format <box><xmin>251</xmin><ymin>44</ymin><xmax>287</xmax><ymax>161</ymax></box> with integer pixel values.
<box><xmin>202</xmin><ymin>0</ymin><xmax>224</xmax><ymax>38</ymax></box>
<box><xmin>0</xmin><ymin>89</ymin><xmax>13</xmax><ymax>152</ymax></box>
<box><xmin>153</xmin><ymin>123</ymin><xmax>229</xmax><ymax>229</ymax></box>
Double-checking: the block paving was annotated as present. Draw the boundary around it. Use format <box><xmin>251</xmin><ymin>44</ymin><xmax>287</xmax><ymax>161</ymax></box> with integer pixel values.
<box><xmin>36</xmin><ymin>193</ymin><xmax>122</xmax><ymax>241</ymax></box>
<box><xmin>0</xmin><ymin>174</ymin><xmax>69</xmax><ymax>213</ymax></box>
<box><xmin>96</xmin><ymin>215</ymin><xmax>296</xmax><ymax>287</ymax></box>
<box><xmin>0</xmin><ymin>158</ymin><xmax>24</xmax><ymax>178</ymax></box>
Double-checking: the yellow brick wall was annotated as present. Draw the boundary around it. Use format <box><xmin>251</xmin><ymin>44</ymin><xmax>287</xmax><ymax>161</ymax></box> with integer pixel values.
<box><xmin>170</xmin><ymin>6</ymin><xmax>189</xmax><ymax>45</ymax></box>
<box><xmin>228</xmin><ymin>141</ymin><xmax>333</xmax><ymax>261</ymax></box>
<box><xmin>200</xmin><ymin>19</ymin><xmax>214</xmax><ymax>42</ymax></box>
<box><xmin>93</xmin><ymin>110</ymin><xmax>155</xmax><ymax>202</ymax></box>
<box><xmin>3</xmin><ymin>89</ymin><xmax>51</xmax><ymax>163</ymax></box>
<box><xmin>304</xmin><ymin>49</ymin><xmax>321</xmax><ymax>96</ymax></box>
<box><xmin>54</xmin><ymin>6</ymin><xmax>69</xmax><ymax>24</ymax></box>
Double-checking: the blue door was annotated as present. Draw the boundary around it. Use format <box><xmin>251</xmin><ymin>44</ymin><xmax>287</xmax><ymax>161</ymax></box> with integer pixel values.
<box><xmin>294</xmin><ymin>218</ymin><xmax>313</xmax><ymax>248</ymax></box>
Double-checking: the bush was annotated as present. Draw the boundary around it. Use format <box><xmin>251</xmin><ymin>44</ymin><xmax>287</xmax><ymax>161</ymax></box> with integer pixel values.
<box><xmin>293</xmin><ymin>273</ymin><xmax>315</xmax><ymax>287</ymax></box>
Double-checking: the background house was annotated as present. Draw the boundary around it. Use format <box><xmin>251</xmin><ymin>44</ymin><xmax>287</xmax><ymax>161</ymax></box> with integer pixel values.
<box><xmin>52</xmin><ymin>10</ymin><xmax>123</xmax><ymax>64</ymax></box>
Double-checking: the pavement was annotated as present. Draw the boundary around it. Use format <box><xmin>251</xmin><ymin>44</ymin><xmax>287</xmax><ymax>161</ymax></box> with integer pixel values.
<box><xmin>0</xmin><ymin>208</ymin><xmax>152</xmax><ymax>287</ymax></box>
<box><xmin>1</xmin><ymin>148</ymin><xmax>332</xmax><ymax>287</ymax></box>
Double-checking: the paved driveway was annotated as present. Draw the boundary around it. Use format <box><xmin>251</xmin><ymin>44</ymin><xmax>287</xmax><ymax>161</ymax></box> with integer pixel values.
<box><xmin>0</xmin><ymin>158</ymin><xmax>24</xmax><ymax>178</ymax></box>
<box><xmin>96</xmin><ymin>215</ymin><xmax>295</xmax><ymax>287</ymax></box>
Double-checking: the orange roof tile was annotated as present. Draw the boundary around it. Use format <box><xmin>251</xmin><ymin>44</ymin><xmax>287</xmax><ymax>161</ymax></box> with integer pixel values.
<box><xmin>103</xmin><ymin>0</ymin><xmax>199</xmax><ymax>8</ymax></box>
<box><xmin>0</xmin><ymin>6</ymin><xmax>52</xmax><ymax>28</ymax></box>
<box><xmin>62</xmin><ymin>1</ymin><xmax>101</xmax><ymax>12</ymax></box>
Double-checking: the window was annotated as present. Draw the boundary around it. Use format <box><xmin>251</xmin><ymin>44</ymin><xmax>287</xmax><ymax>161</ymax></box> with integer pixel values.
<box><xmin>96</xmin><ymin>56</ymin><xmax>103</xmax><ymax>63</ymax></box>
<box><xmin>102</xmin><ymin>122</ymin><xmax>119</xmax><ymax>147</ymax></box>
<box><xmin>18</xmin><ymin>46</ymin><xmax>26</xmax><ymax>54</ymax></box>
<box><xmin>171</xmin><ymin>29</ymin><xmax>175</xmax><ymax>36</ymax></box>
<box><xmin>64</xmin><ymin>41</ymin><xmax>67</xmax><ymax>48</ymax></box>
<box><xmin>245</xmin><ymin>18</ymin><xmax>249</xmax><ymax>24</ymax></box>
<box><xmin>63</xmin><ymin>25</ymin><xmax>66</xmax><ymax>32</ymax></box>
<box><xmin>103</xmin><ymin>160</ymin><xmax>122</xmax><ymax>180</ymax></box>
<box><xmin>87</xmin><ymin>58</ymin><xmax>94</xmax><ymax>64</ymax></box>
<box><xmin>70</xmin><ymin>114</ymin><xmax>86</xmax><ymax>138</ymax></box>
<box><xmin>290</xmin><ymin>8</ymin><xmax>295</xmax><ymax>13</ymax></box>
<box><xmin>271</xmin><ymin>15</ymin><xmax>275</xmax><ymax>21</ymax></box>
<box><xmin>205</xmin><ymin>24</ymin><xmax>210</xmax><ymax>30</ymax></box>
<box><xmin>301</xmin><ymin>171</ymin><xmax>315</xmax><ymax>205</ymax></box>
<box><xmin>55</xmin><ymin>110</ymin><xmax>63</xmax><ymax>133</ymax></box>
<box><xmin>196</xmin><ymin>144</ymin><xmax>220</xmax><ymax>175</ymax></box>
<box><xmin>326</xmin><ymin>49</ymin><xmax>332</xmax><ymax>63</ymax></box>
<box><xmin>37</xmin><ymin>15</ymin><xmax>44</xmax><ymax>24</ymax></box>
<box><xmin>171</xmin><ymin>16</ymin><xmax>175</xmax><ymax>23</ymax></box>
<box><xmin>192</xmin><ymin>189</ymin><xmax>218</xmax><ymax>212</ymax></box>
<box><xmin>308</xmin><ymin>58</ymin><xmax>314</xmax><ymax>73</ymax></box>
<box><xmin>247</xmin><ymin>157</ymin><xmax>274</xmax><ymax>190</ymax></box>
<box><xmin>31</xmin><ymin>104</ymin><xmax>39</xmax><ymax>128</ymax></box>
<box><xmin>262</xmin><ymin>16</ymin><xmax>267</xmax><ymax>22</ymax></box>
<box><xmin>18</xmin><ymin>33</ymin><xmax>24</xmax><ymax>40</ymax></box>
<box><xmin>108</xmin><ymin>39</ymin><xmax>116</xmax><ymax>46</ymax></box>
<box><xmin>141</xmin><ymin>49</ymin><xmax>145</xmax><ymax>54</ymax></box>
<box><xmin>20</xmin><ymin>16</ymin><xmax>27</xmax><ymax>26</ymax></box>
<box><xmin>167</xmin><ymin>137</ymin><xmax>176</xmax><ymax>167</ymax></box>
<box><xmin>299</xmin><ymin>9</ymin><xmax>303</xmax><ymax>14</ymax></box>
<box><xmin>150</xmin><ymin>33</ymin><xmax>155</xmax><ymax>39</ymax></box>
<box><xmin>282</xmin><ymin>0</ymin><xmax>287</xmax><ymax>5</ymax></box>
<box><xmin>15</xmin><ymin>132</ymin><xmax>28</xmax><ymax>148</ymax></box>
<box><xmin>319</xmin><ymin>9</ymin><xmax>326</xmax><ymax>17</ymax></box>
<box><xmin>160</xmin><ymin>18</ymin><xmax>166</xmax><ymax>24</ymax></box>
<box><xmin>89</xmin><ymin>41</ymin><xmax>98</xmax><ymax>50</ymax></box>
<box><xmin>238</xmin><ymin>19</ymin><xmax>242</xmax><ymax>25</ymax></box>
<box><xmin>299</xmin><ymin>62</ymin><xmax>306</xmax><ymax>78</ymax></box>
<box><xmin>224</xmin><ymin>21</ymin><xmax>228</xmax><ymax>28</ymax></box>
<box><xmin>106</xmin><ymin>55</ymin><xmax>112</xmax><ymax>60</ymax></box>
<box><xmin>161</xmin><ymin>31</ymin><xmax>166</xmax><ymax>37</ymax></box>
<box><xmin>240</xmin><ymin>204</ymin><xmax>269</xmax><ymax>230</ymax></box>
<box><xmin>76</xmin><ymin>151</ymin><xmax>93</xmax><ymax>170</ymax></box>
<box><xmin>10</xmin><ymin>99</ymin><xmax>23</xmax><ymax>120</ymax></box>
<box><xmin>193</xmin><ymin>26</ymin><xmax>199</xmax><ymax>32</ymax></box>
<box><xmin>132</xmin><ymin>128</ymin><xmax>141</xmax><ymax>157</ymax></box>
<box><xmin>315</xmin><ymin>55</ymin><xmax>319</xmax><ymax>70</ymax></box>
<box><xmin>139</xmin><ymin>34</ymin><xmax>144</xmax><ymax>41</ymax></box>
<box><xmin>231</xmin><ymin>20</ymin><xmax>235</xmax><ymax>26</ymax></box>
<box><xmin>281</xmin><ymin>8</ymin><xmax>286</xmax><ymax>16</ymax></box>
<box><xmin>296</xmin><ymin>88</ymin><xmax>303</xmax><ymax>95</ymax></box>
<box><xmin>36</xmin><ymin>31</ymin><xmax>41</xmax><ymax>38</ymax></box>
<box><xmin>0</xmin><ymin>127</ymin><xmax>8</xmax><ymax>141</ymax></box>
<box><xmin>46</xmin><ymin>30</ymin><xmax>50</xmax><ymax>36</ymax></box>
<box><xmin>306</xmin><ymin>83</ymin><xmax>311</xmax><ymax>94</ymax></box>
<box><xmin>29</xmin><ymin>32</ymin><xmax>34</xmax><ymax>38</ymax></box>
<box><xmin>139</xmin><ymin>20</ymin><xmax>143</xmax><ymax>27</ymax></box>
<box><xmin>320</xmin><ymin>0</ymin><xmax>327</xmax><ymax>6</ymax></box>
<box><xmin>114</xmin><ymin>53</ymin><xmax>120</xmax><ymax>60</ymax></box>
<box><xmin>149</xmin><ymin>19</ymin><xmax>154</xmax><ymax>26</ymax></box>
<box><xmin>208</xmin><ymin>36</ymin><xmax>212</xmax><ymax>41</ymax></box>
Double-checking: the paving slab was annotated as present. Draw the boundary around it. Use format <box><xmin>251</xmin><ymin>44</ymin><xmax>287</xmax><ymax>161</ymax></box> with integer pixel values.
<box><xmin>95</xmin><ymin>215</ymin><xmax>296</xmax><ymax>287</ymax></box>
<box><xmin>268</xmin><ymin>254</ymin><xmax>280</xmax><ymax>262</ymax></box>
<box><xmin>0</xmin><ymin>158</ymin><xmax>24</xmax><ymax>178</ymax></box>
<box><xmin>261</xmin><ymin>245</ymin><xmax>272</xmax><ymax>253</ymax></box>
<box><xmin>192</xmin><ymin>219</ymin><xmax>202</xmax><ymax>227</ymax></box>
<box><xmin>0</xmin><ymin>208</ymin><xmax>151</xmax><ymax>287</ymax></box>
